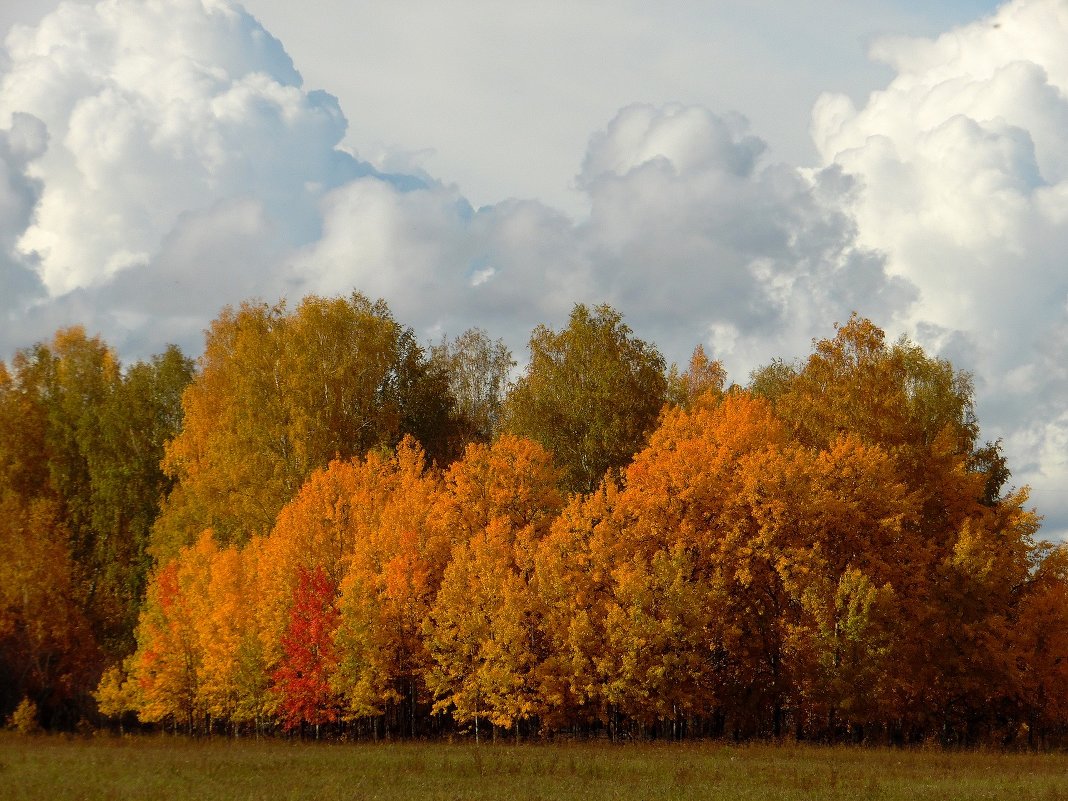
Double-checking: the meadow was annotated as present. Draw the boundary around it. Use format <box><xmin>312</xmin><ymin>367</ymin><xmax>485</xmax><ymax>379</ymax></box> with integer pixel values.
<box><xmin>2</xmin><ymin>733</ymin><xmax>1067</xmax><ymax>801</ymax></box>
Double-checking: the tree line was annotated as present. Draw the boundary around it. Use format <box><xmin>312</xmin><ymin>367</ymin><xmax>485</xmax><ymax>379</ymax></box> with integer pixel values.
<box><xmin>2</xmin><ymin>293</ymin><xmax>1065</xmax><ymax>746</ymax></box>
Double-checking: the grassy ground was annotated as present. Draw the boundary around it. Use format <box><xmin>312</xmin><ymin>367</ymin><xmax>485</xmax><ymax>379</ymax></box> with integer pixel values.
<box><xmin>1</xmin><ymin>732</ymin><xmax>1066</xmax><ymax>801</ymax></box>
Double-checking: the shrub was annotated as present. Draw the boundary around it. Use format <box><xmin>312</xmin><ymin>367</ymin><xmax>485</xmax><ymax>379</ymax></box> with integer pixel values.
<box><xmin>7</xmin><ymin>697</ymin><xmax>41</xmax><ymax>735</ymax></box>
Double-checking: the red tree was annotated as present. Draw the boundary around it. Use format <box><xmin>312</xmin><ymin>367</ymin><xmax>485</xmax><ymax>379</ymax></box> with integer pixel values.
<box><xmin>271</xmin><ymin>566</ymin><xmax>342</xmax><ymax>732</ymax></box>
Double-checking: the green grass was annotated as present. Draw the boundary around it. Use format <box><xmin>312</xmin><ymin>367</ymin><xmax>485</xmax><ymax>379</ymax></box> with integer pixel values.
<box><xmin>1</xmin><ymin>733</ymin><xmax>1066</xmax><ymax>800</ymax></box>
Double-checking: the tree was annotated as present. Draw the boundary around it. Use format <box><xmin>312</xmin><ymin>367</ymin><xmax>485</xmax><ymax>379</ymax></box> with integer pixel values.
<box><xmin>332</xmin><ymin>439</ymin><xmax>446</xmax><ymax>732</ymax></box>
<box><xmin>197</xmin><ymin>543</ymin><xmax>267</xmax><ymax>728</ymax></box>
<box><xmin>502</xmin><ymin>304</ymin><xmax>667</xmax><ymax>494</ymax></box>
<box><xmin>609</xmin><ymin>392</ymin><xmax>792</xmax><ymax>736</ymax></box>
<box><xmin>0</xmin><ymin>491</ymin><xmax>96</xmax><ymax>727</ymax></box>
<box><xmin>253</xmin><ymin>438</ymin><xmax>446</xmax><ymax>729</ymax></box>
<box><xmin>9</xmin><ymin>329</ymin><xmax>122</xmax><ymax>651</ymax></box>
<box><xmin>430</xmin><ymin>328</ymin><xmax>514</xmax><ymax>446</ymax></box>
<box><xmin>1013</xmin><ymin>545</ymin><xmax>1068</xmax><ymax>741</ymax></box>
<box><xmin>761</xmin><ymin>315</ymin><xmax>1042</xmax><ymax>739</ymax></box>
<box><xmin>153</xmin><ymin>293</ymin><xmax>454</xmax><ymax>557</ymax></box>
<box><xmin>423</xmin><ymin>436</ymin><xmax>563</xmax><ymax>737</ymax></box>
<box><xmin>769</xmin><ymin>314</ymin><xmax>992</xmax><ymax>500</ymax></box>
<box><xmin>131</xmin><ymin>534</ymin><xmax>215</xmax><ymax>732</ymax></box>
<box><xmin>93</xmin><ymin>662</ymin><xmax>140</xmax><ymax>729</ymax></box>
<box><xmin>253</xmin><ymin>453</ymin><xmax>378</xmax><ymax>684</ymax></box>
<box><xmin>1</xmin><ymin>331</ymin><xmax>192</xmax><ymax>659</ymax></box>
<box><xmin>92</xmin><ymin>345</ymin><xmax>193</xmax><ymax>655</ymax></box>
<box><xmin>0</xmin><ymin>360</ymin><xmax>49</xmax><ymax>500</ymax></box>
<box><xmin>666</xmin><ymin>345</ymin><xmax>727</xmax><ymax>409</ymax></box>
<box><xmin>922</xmin><ymin>490</ymin><xmax>1042</xmax><ymax>740</ymax></box>
<box><xmin>424</xmin><ymin>523</ymin><xmax>531</xmax><ymax>738</ymax></box>
<box><xmin>271</xmin><ymin>566</ymin><xmax>342</xmax><ymax>733</ymax></box>
<box><xmin>532</xmin><ymin>484</ymin><xmax>622</xmax><ymax>730</ymax></box>
<box><xmin>743</xmin><ymin>437</ymin><xmax>919</xmax><ymax>736</ymax></box>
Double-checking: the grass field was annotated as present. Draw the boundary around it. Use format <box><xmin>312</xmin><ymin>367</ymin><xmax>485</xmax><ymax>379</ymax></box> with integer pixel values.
<box><xmin>2</xmin><ymin>733</ymin><xmax>1066</xmax><ymax>800</ymax></box>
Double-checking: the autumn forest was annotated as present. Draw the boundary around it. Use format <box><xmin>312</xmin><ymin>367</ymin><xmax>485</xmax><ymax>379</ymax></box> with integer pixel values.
<box><xmin>2</xmin><ymin>293</ymin><xmax>1066</xmax><ymax>747</ymax></box>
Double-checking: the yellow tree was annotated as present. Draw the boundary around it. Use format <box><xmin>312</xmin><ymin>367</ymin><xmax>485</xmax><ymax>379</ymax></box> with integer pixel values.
<box><xmin>597</xmin><ymin>543</ymin><xmax>716</xmax><ymax>731</ymax></box>
<box><xmin>666</xmin><ymin>345</ymin><xmax>727</xmax><ymax>409</ymax></box>
<box><xmin>754</xmin><ymin>315</ymin><xmax>1041</xmax><ymax>740</ymax></box>
<box><xmin>251</xmin><ymin>437</ymin><xmax>445</xmax><ymax>729</ymax></box>
<box><xmin>332</xmin><ymin>438</ymin><xmax>446</xmax><ymax>733</ymax></box>
<box><xmin>618</xmin><ymin>392</ymin><xmax>792</xmax><ymax>737</ymax></box>
<box><xmin>423</xmin><ymin>435</ymin><xmax>562</xmax><ymax>738</ymax></box>
<box><xmin>737</xmin><ymin>436</ymin><xmax>919</xmax><ymax>735</ymax></box>
<box><xmin>153</xmin><ymin>293</ymin><xmax>453</xmax><ymax>558</ymax></box>
<box><xmin>533</xmin><ymin>483</ymin><xmax>621</xmax><ymax>729</ymax></box>
<box><xmin>196</xmin><ymin>543</ymin><xmax>267</xmax><ymax>729</ymax></box>
<box><xmin>131</xmin><ymin>532</ymin><xmax>215</xmax><ymax>732</ymax></box>
<box><xmin>253</xmin><ymin>453</ymin><xmax>379</xmax><ymax>700</ymax></box>
<box><xmin>534</xmin><ymin>393</ymin><xmax>791</xmax><ymax>736</ymax></box>
<box><xmin>926</xmin><ymin>490</ymin><xmax>1042</xmax><ymax>738</ymax></box>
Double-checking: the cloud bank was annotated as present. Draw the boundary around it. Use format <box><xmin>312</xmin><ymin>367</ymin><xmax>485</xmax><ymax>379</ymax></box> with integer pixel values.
<box><xmin>0</xmin><ymin>0</ymin><xmax>1064</xmax><ymax>536</ymax></box>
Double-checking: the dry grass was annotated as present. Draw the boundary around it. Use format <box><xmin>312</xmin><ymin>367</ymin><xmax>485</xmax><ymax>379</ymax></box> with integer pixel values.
<box><xmin>1</xmin><ymin>732</ymin><xmax>1066</xmax><ymax>800</ymax></box>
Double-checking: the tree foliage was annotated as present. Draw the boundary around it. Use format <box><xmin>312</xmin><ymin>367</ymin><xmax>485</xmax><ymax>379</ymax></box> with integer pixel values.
<box><xmin>430</xmin><ymin>327</ymin><xmax>514</xmax><ymax>446</ymax></box>
<box><xmin>0</xmin><ymin>328</ymin><xmax>191</xmax><ymax>724</ymax></box>
<box><xmin>272</xmin><ymin>566</ymin><xmax>343</xmax><ymax>732</ymax></box>
<box><xmin>153</xmin><ymin>293</ymin><xmax>453</xmax><ymax>557</ymax></box>
<box><xmin>423</xmin><ymin>436</ymin><xmax>562</xmax><ymax>734</ymax></box>
<box><xmin>2</xmin><ymin>305</ymin><xmax>1065</xmax><ymax>745</ymax></box>
<box><xmin>502</xmin><ymin>304</ymin><xmax>666</xmax><ymax>494</ymax></box>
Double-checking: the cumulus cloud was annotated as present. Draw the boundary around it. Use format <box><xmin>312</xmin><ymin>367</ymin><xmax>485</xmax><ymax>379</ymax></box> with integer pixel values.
<box><xmin>0</xmin><ymin>0</ymin><xmax>366</xmax><ymax>302</ymax></box>
<box><xmin>295</xmin><ymin>101</ymin><xmax>909</xmax><ymax>379</ymax></box>
<box><xmin>574</xmin><ymin>103</ymin><xmax>912</xmax><ymax>372</ymax></box>
<box><xmin>292</xmin><ymin>177</ymin><xmax>597</xmax><ymax>345</ymax></box>
<box><xmin>812</xmin><ymin>0</ymin><xmax>1068</xmax><ymax>536</ymax></box>
<box><xmin>0</xmin><ymin>0</ymin><xmax>912</xmax><ymax>372</ymax></box>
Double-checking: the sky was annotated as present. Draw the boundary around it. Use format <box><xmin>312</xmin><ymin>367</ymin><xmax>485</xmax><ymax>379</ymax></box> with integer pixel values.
<box><xmin>2</xmin><ymin>0</ymin><xmax>1066</xmax><ymax>538</ymax></box>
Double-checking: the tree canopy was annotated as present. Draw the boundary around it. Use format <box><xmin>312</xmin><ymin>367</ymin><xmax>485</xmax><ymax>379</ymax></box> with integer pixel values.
<box><xmin>152</xmin><ymin>293</ymin><xmax>454</xmax><ymax>557</ymax></box>
<box><xmin>2</xmin><ymin>299</ymin><xmax>1064</xmax><ymax>748</ymax></box>
<box><xmin>502</xmin><ymin>304</ymin><xmax>667</xmax><ymax>494</ymax></box>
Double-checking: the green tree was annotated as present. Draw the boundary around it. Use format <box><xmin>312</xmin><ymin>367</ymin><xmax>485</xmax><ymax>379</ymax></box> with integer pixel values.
<box><xmin>0</xmin><ymin>329</ymin><xmax>191</xmax><ymax>659</ymax></box>
<box><xmin>92</xmin><ymin>345</ymin><xmax>193</xmax><ymax>654</ymax></box>
<box><xmin>17</xmin><ymin>329</ymin><xmax>120</xmax><ymax>592</ymax></box>
<box><xmin>502</xmin><ymin>304</ymin><xmax>666</xmax><ymax>494</ymax></box>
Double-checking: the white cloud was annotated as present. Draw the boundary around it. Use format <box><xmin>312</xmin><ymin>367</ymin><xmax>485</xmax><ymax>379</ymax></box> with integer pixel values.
<box><xmin>813</xmin><ymin>0</ymin><xmax>1068</xmax><ymax>537</ymax></box>
<box><xmin>291</xmin><ymin>101</ymin><xmax>908</xmax><ymax>378</ymax></box>
<box><xmin>291</xmin><ymin>177</ymin><xmax>593</xmax><ymax>345</ymax></box>
<box><xmin>238</xmin><ymin>0</ymin><xmax>1004</xmax><ymax>215</ymax></box>
<box><xmin>0</xmin><ymin>0</ymin><xmax>356</xmax><ymax>297</ymax></box>
<box><xmin>576</xmin><ymin>103</ymin><xmax>912</xmax><ymax>373</ymax></box>
<box><xmin>0</xmin><ymin>0</ymin><xmax>910</xmax><ymax>386</ymax></box>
